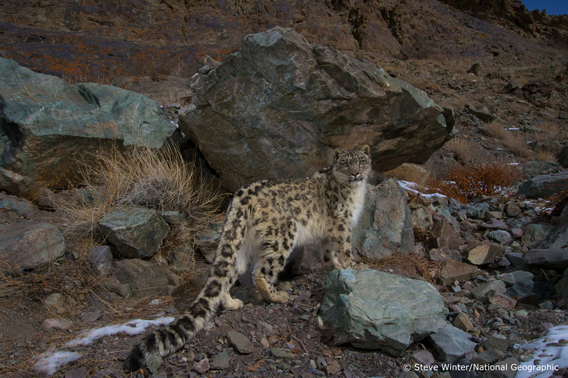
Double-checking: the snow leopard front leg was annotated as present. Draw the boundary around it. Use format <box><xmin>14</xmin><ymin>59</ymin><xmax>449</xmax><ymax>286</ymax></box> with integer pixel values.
<box><xmin>323</xmin><ymin>219</ymin><xmax>356</xmax><ymax>269</ymax></box>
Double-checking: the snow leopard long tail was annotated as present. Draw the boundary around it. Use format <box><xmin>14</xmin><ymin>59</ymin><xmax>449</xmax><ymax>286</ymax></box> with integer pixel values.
<box><xmin>124</xmin><ymin>203</ymin><xmax>247</xmax><ymax>372</ymax></box>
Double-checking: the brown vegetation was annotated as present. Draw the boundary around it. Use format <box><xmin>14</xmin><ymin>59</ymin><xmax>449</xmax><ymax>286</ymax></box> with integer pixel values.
<box><xmin>425</xmin><ymin>162</ymin><xmax>521</xmax><ymax>203</ymax></box>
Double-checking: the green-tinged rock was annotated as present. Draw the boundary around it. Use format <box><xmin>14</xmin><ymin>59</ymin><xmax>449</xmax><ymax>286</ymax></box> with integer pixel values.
<box><xmin>112</xmin><ymin>259</ymin><xmax>176</xmax><ymax>298</ymax></box>
<box><xmin>0</xmin><ymin>57</ymin><xmax>176</xmax><ymax>195</ymax></box>
<box><xmin>352</xmin><ymin>180</ymin><xmax>414</xmax><ymax>259</ymax></box>
<box><xmin>179</xmin><ymin>27</ymin><xmax>454</xmax><ymax>192</ymax></box>
<box><xmin>320</xmin><ymin>269</ymin><xmax>447</xmax><ymax>356</ymax></box>
<box><xmin>99</xmin><ymin>207</ymin><xmax>170</xmax><ymax>259</ymax></box>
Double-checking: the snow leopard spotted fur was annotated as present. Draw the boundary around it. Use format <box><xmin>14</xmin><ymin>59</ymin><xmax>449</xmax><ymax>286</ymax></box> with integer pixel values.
<box><xmin>124</xmin><ymin>145</ymin><xmax>372</xmax><ymax>371</ymax></box>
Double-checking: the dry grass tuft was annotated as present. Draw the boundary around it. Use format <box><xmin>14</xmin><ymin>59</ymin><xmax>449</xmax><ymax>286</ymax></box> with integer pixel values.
<box><xmin>535</xmin><ymin>148</ymin><xmax>557</xmax><ymax>162</ymax></box>
<box><xmin>531</xmin><ymin>122</ymin><xmax>560</xmax><ymax>143</ymax></box>
<box><xmin>53</xmin><ymin>144</ymin><xmax>224</xmax><ymax>273</ymax></box>
<box><xmin>484</xmin><ymin>123</ymin><xmax>507</xmax><ymax>140</ymax></box>
<box><xmin>503</xmin><ymin>133</ymin><xmax>531</xmax><ymax>158</ymax></box>
<box><xmin>425</xmin><ymin>162</ymin><xmax>521</xmax><ymax>203</ymax></box>
<box><xmin>384</xmin><ymin>163</ymin><xmax>430</xmax><ymax>186</ymax></box>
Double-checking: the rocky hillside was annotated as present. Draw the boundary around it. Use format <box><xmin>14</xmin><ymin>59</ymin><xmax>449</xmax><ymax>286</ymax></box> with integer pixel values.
<box><xmin>3</xmin><ymin>1</ymin><xmax>568</xmax><ymax>378</ymax></box>
<box><xmin>1</xmin><ymin>0</ymin><xmax>566</xmax><ymax>81</ymax></box>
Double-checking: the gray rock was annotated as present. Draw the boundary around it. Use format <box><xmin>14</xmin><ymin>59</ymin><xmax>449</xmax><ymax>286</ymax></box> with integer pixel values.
<box><xmin>210</xmin><ymin>350</ymin><xmax>230</xmax><ymax>370</ymax></box>
<box><xmin>112</xmin><ymin>259</ymin><xmax>176</xmax><ymax>298</ymax></box>
<box><xmin>470</xmin><ymin>280</ymin><xmax>507</xmax><ymax>302</ymax></box>
<box><xmin>271</xmin><ymin>348</ymin><xmax>296</xmax><ymax>359</ymax></box>
<box><xmin>0</xmin><ymin>193</ymin><xmax>35</xmax><ymax>218</ymax></box>
<box><xmin>99</xmin><ymin>207</ymin><xmax>170</xmax><ymax>259</ymax></box>
<box><xmin>193</xmin><ymin>358</ymin><xmax>210</xmax><ymax>374</ymax></box>
<box><xmin>522</xmin><ymin>224</ymin><xmax>553</xmax><ymax>248</ymax></box>
<box><xmin>411</xmin><ymin>350</ymin><xmax>435</xmax><ymax>365</ymax></box>
<box><xmin>556</xmin><ymin>268</ymin><xmax>568</xmax><ymax>304</ymax></box>
<box><xmin>89</xmin><ymin>246</ymin><xmax>113</xmax><ymax>276</ymax></box>
<box><xmin>480</xmin><ymin>336</ymin><xmax>514</xmax><ymax>352</ymax></box>
<box><xmin>439</xmin><ymin>260</ymin><xmax>479</xmax><ymax>286</ymax></box>
<box><xmin>179</xmin><ymin>27</ymin><xmax>454</xmax><ymax>192</ymax></box>
<box><xmin>506</xmin><ymin>279</ymin><xmax>534</xmax><ymax>299</ymax></box>
<box><xmin>227</xmin><ymin>330</ymin><xmax>254</xmax><ymax>354</ymax></box>
<box><xmin>487</xmin><ymin>230</ymin><xmax>512</xmax><ymax>244</ymax></box>
<box><xmin>0</xmin><ymin>222</ymin><xmax>65</xmax><ymax>270</ymax></box>
<box><xmin>45</xmin><ymin>293</ymin><xmax>65</xmax><ymax>309</ymax></box>
<box><xmin>160</xmin><ymin>211</ymin><xmax>186</xmax><ymax>225</ymax></box>
<box><xmin>517</xmin><ymin>171</ymin><xmax>568</xmax><ymax>199</ymax></box>
<box><xmin>480</xmin><ymin>357</ymin><xmax>518</xmax><ymax>378</ymax></box>
<box><xmin>523</xmin><ymin>249</ymin><xmax>568</xmax><ymax>269</ymax></box>
<box><xmin>504</xmin><ymin>203</ymin><xmax>522</xmax><ymax>217</ymax></box>
<box><xmin>42</xmin><ymin>318</ymin><xmax>73</xmax><ymax>331</ymax></box>
<box><xmin>537</xmin><ymin>225</ymin><xmax>568</xmax><ymax>249</ymax></box>
<box><xmin>0</xmin><ymin>58</ymin><xmax>176</xmax><ymax>195</ymax></box>
<box><xmin>467</xmin><ymin>244</ymin><xmax>505</xmax><ymax>266</ymax></box>
<box><xmin>321</xmin><ymin>269</ymin><xmax>447</xmax><ymax>356</ymax></box>
<box><xmin>429</xmin><ymin>323</ymin><xmax>477</xmax><ymax>363</ymax></box>
<box><xmin>353</xmin><ymin>180</ymin><xmax>414</xmax><ymax>259</ymax></box>
<box><xmin>429</xmin><ymin>247</ymin><xmax>461</xmax><ymax>262</ymax></box>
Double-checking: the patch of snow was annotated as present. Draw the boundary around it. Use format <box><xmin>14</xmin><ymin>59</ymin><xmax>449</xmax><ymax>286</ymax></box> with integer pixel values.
<box><xmin>67</xmin><ymin>317</ymin><xmax>174</xmax><ymax>347</ymax></box>
<box><xmin>33</xmin><ymin>350</ymin><xmax>82</xmax><ymax>376</ymax></box>
<box><xmin>398</xmin><ymin>180</ymin><xmax>447</xmax><ymax>199</ymax></box>
<box><xmin>515</xmin><ymin>325</ymin><xmax>568</xmax><ymax>378</ymax></box>
<box><xmin>506</xmin><ymin>127</ymin><xmax>520</xmax><ymax>131</ymax></box>
<box><xmin>33</xmin><ymin>317</ymin><xmax>174</xmax><ymax>375</ymax></box>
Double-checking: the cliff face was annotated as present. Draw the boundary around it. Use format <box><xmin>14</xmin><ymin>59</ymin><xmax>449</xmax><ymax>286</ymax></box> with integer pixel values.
<box><xmin>0</xmin><ymin>0</ymin><xmax>566</xmax><ymax>82</ymax></box>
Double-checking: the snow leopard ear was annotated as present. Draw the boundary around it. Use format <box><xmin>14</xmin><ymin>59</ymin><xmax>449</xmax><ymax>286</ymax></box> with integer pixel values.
<box><xmin>360</xmin><ymin>145</ymin><xmax>370</xmax><ymax>157</ymax></box>
<box><xmin>334</xmin><ymin>148</ymin><xmax>343</xmax><ymax>161</ymax></box>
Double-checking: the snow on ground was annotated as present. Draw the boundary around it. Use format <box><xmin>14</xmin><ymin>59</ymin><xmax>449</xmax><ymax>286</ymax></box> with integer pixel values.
<box><xmin>398</xmin><ymin>180</ymin><xmax>447</xmax><ymax>199</ymax></box>
<box><xmin>515</xmin><ymin>325</ymin><xmax>568</xmax><ymax>378</ymax></box>
<box><xmin>32</xmin><ymin>317</ymin><xmax>174</xmax><ymax>376</ymax></box>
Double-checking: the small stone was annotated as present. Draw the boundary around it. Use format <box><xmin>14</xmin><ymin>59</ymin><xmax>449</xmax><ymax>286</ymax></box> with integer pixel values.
<box><xmin>42</xmin><ymin>318</ymin><xmax>72</xmax><ymax>331</ymax></box>
<box><xmin>227</xmin><ymin>330</ymin><xmax>254</xmax><ymax>354</ymax></box>
<box><xmin>45</xmin><ymin>293</ymin><xmax>65</xmax><ymax>309</ymax></box>
<box><xmin>511</xmin><ymin>228</ymin><xmax>523</xmax><ymax>239</ymax></box>
<box><xmin>487</xmin><ymin>230</ymin><xmax>512</xmax><ymax>244</ymax></box>
<box><xmin>193</xmin><ymin>358</ymin><xmax>210</xmax><ymax>374</ymax></box>
<box><xmin>467</xmin><ymin>244</ymin><xmax>505</xmax><ymax>265</ymax></box>
<box><xmin>452</xmin><ymin>313</ymin><xmax>478</xmax><ymax>335</ymax></box>
<box><xmin>64</xmin><ymin>367</ymin><xmax>88</xmax><ymax>378</ymax></box>
<box><xmin>268</xmin><ymin>333</ymin><xmax>280</xmax><ymax>344</ymax></box>
<box><xmin>488</xmin><ymin>294</ymin><xmax>517</xmax><ymax>310</ymax></box>
<box><xmin>325</xmin><ymin>360</ymin><xmax>341</xmax><ymax>375</ymax></box>
<box><xmin>260</xmin><ymin>336</ymin><xmax>270</xmax><ymax>348</ymax></box>
<box><xmin>505</xmin><ymin>203</ymin><xmax>522</xmax><ymax>217</ymax></box>
<box><xmin>515</xmin><ymin>310</ymin><xmax>528</xmax><ymax>317</ymax></box>
<box><xmin>80</xmin><ymin>310</ymin><xmax>102</xmax><ymax>322</ymax></box>
<box><xmin>210</xmin><ymin>350</ymin><xmax>230</xmax><ymax>370</ymax></box>
<box><xmin>411</xmin><ymin>350</ymin><xmax>435</xmax><ymax>365</ymax></box>
<box><xmin>271</xmin><ymin>347</ymin><xmax>296</xmax><ymax>359</ymax></box>
<box><xmin>147</xmin><ymin>355</ymin><xmax>163</xmax><ymax>374</ymax></box>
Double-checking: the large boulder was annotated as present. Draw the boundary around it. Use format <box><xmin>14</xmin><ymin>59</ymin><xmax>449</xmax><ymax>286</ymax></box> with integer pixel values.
<box><xmin>517</xmin><ymin>171</ymin><xmax>568</xmax><ymax>199</ymax></box>
<box><xmin>0</xmin><ymin>222</ymin><xmax>65</xmax><ymax>270</ymax></box>
<box><xmin>320</xmin><ymin>269</ymin><xmax>448</xmax><ymax>356</ymax></box>
<box><xmin>352</xmin><ymin>179</ymin><xmax>414</xmax><ymax>259</ymax></box>
<box><xmin>0</xmin><ymin>58</ymin><xmax>177</xmax><ymax>195</ymax></box>
<box><xmin>179</xmin><ymin>27</ymin><xmax>455</xmax><ymax>192</ymax></box>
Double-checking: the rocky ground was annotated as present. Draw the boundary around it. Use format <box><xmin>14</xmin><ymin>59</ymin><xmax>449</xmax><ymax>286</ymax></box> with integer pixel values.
<box><xmin>3</xmin><ymin>1</ymin><xmax>568</xmax><ymax>377</ymax></box>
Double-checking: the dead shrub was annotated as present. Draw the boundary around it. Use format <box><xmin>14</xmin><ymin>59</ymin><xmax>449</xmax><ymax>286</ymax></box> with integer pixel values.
<box><xmin>484</xmin><ymin>123</ymin><xmax>507</xmax><ymax>140</ymax></box>
<box><xmin>425</xmin><ymin>162</ymin><xmax>521</xmax><ymax>203</ymax></box>
<box><xmin>442</xmin><ymin>137</ymin><xmax>473</xmax><ymax>163</ymax></box>
<box><xmin>531</xmin><ymin>121</ymin><xmax>560</xmax><ymax>143</ymax></box>
<box><xmin>535</xmin><ymin>148</ymin><xmax>557</xmax><ymax>162</ymax></box>
<box><xmin>503</xmin><ymin>133</ymin><xmax>531</xmax><ymax>158</ymax></box>
<box><xmin>54</xmin><ymin>144</ymin><xmax>224</xmax><ymax>274</ymax></box>
<box><xmin>384</xmin><ymin>163</ymin><xmax>429</xmax><ymax>186</ymax></box>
